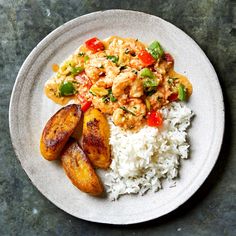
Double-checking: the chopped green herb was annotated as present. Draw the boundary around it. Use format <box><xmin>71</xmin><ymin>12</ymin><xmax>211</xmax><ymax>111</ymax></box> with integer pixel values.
<box><xmin>102</xmin><ymin>89</ymin><xmax>117</xmax><ymax>103</ymax></box>
<box><xmin>78</xmin><ymin>52</ymin><xmax>85</xmax><ymax>56</ymax></box>
<box><xmin>102</xmin><ymin>96</ymin><xmax>110</xmax><ymax>103</ymax></box>
<box><xmin>167</xmin><ymin>77</ymin><xmax>177</xmax><ymax>84</ymax></box>
<box><xmin>110</xmin><ymin>94</ymin><xmax>117</xmax><ymax>102</ymax></box>
<box><xmin>119</xmin><ymin>65</ymin><xmax>127</xmax><ymax>71</ymax></box>
<box><xmin>89</xmin><ymin>90</ymin><xmax>96</xmax><ymax>96</ymax></box>
<box><xmin>71</xmin><ymin>66</ymin><xmax>84</xmax><ymax>75</ymax></box>
<box><xmin>132</xmin><ymin>69</ymin><xmax>138</xmax><ymax>75</ymax></box>
<box><xmin>59</xmin><ymin>81</ymin><xmax>76</xmax><ymax>96</ymax></box>
<box><xmin>106</xmin><ymin>55</ymin><xmax>119</xmax><ymax>64</ymax></box>
<box><xmin>125</xmin><ymin>48</ymin><xmax>130</xmax><ymax>54</ymax></box>
<box><xmin>148</xmin><ymin>41</ymin><xmax>164</xmax><ymax>60</ymax></box>
<box><xmin>146</xmin><ymin>90</ymin><xmax>156</xmax><ymax>96</ymax></box>
<box><xmin>140</xmin><ymin>68</ymin><xmax>155</xmax><ymax>78</ymax></box>
<box><xmin>120</xmin><ymin>106</ymin><xmax>136</xmax><ymax>116</ymax></box>
<box><xmin>99</xmin><ymin>65</ymin><xmax>104</xmax><ymax>69</ymax></box>
<box><xmin>72</xmin><ymin>81</ymin><xmax>80</xmax><ymax>84</ymax></box>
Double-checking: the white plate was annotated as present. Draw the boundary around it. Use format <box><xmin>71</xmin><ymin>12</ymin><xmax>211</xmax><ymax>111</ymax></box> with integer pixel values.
<box><xmin>9</xmin><ymin>10</ymin><xmax>224</xmax><ymax>224</ymax></box>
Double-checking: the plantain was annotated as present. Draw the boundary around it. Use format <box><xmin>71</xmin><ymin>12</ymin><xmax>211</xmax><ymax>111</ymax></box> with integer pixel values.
<box><xmin>61</xmin><ymin>139</ymin><xmax>104</xmax><ymax>196</ymax></box>
<box><xmin>82</xmin><ymin>108</ymin><xmax>111</xmax><ymax>169</ymax></box>
<box><xmin>40</xmin><ymin>104</ymin><xmax>81</xmax><ymax>161</ymax></box>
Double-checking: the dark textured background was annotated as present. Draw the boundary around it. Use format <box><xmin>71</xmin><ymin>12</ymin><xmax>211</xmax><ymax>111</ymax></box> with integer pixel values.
<box><xmin>0</xmin><ymin>0</ymin><xmax>235</xmax><ymax>235</ymax></box>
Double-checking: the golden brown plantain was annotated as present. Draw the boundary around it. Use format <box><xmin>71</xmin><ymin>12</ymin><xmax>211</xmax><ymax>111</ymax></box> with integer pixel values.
<box><xmin>40</xmin><ymin>104</ymin><xmax>81</xmax><ymax>161</ymax></box>
<box><xmin>61</xmin><ymin>139</ymin><xmax>104</xmax><ymax>196</ymax></box>
<box><xmin>82</xmin><ymin>108</ymin><xmax>111</xmax><ymax>169</ymax></box>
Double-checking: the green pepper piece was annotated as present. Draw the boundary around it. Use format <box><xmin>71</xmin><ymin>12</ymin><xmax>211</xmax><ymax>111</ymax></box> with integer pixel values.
<box><xmin>143</xmin><ymin>79</ymin><xmax>158</xmax><ymax>90</ymax></box>
<box><xmin>143</xmin><ymin>79</ymin><xmax>158</xmax><ymax>88</ymax></box>
<box><xmin>148</xmin><ymin>41</ymin><xmax>164</xmax><ymax>60</ymax></box>
<box><xmin>59</xmin><ymin>81</ymin><xmax>75</xmax><ymax>96</ymax></box>
<box><xmin>84</xmin><ymin>55</ymin><xmax>89</xmax><ymax>62</ymax></box>
<box><xmin>106</xmin><ymin>55</ymin><xmax>119</xmax><ymax>64</ymax></box>
<box><xmin>140</xmin><ymin>68</ymin><xmax>155</xmax><ymax>78</ymax></box>
<box><xmin>71</xmin><ymin>66</ymin><xmax>84</xmax><ymax>75</ymax></box>
<box><xmin>178</xmin><ymin>84</ymin><xmax>186</xmax><ymax>101</ymax></box>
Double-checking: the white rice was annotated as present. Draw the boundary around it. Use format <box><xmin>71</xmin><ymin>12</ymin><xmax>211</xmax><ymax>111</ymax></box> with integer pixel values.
<box><xmin>105</xmin><ymin>102</ymin><xmax>194</xmax><ymax>200</ymax></box>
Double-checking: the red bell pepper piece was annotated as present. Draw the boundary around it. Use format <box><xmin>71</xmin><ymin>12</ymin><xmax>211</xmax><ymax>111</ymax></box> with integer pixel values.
<box><xmin>81</xmin><ymin>101</ymin><xmax>92</xmax><ymax>112</ymax></box>
<box><xmin>138</xmin><ymin>50</ymin><xmax>156</xmax><ymax>66</ymax></box>
<box><xmin>168</xmin><ymin>93</ymin><xmax>178</xmax><ymax>102</ymax></box>
<box><xmin>85</xmin><ymin>37</ymin><xmax>104</xmax><ymax>52</ymax></box>
<box><xmin>147</xmin><ymin>111</ymin><xmax>163</xmax><ymax>127</ymax></box>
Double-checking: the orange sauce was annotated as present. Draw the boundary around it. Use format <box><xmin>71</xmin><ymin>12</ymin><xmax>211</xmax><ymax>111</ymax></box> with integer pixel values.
<box><xmin>44</xmin><ymin>84</ymin><xmax>73</xmax><ymax>105</ymax></box>
<box><xmin>45</xmin><ymin>37</ymin><xmax>192</xmax><ymax>107</ymax></box>
<box><xmin>52</xmin><ymin>63</ymin><xmax>59</xmax><ymax>72</ymax></box>
<box><xmin>169</xmin><ymin>69</ymin><xmax>193</xmax><ymax>96</ymax></box>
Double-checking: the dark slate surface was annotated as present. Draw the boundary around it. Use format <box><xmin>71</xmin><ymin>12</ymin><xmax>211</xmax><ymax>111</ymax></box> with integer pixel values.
<box><xmin>0</xmin><ymin>0</ymin><xmax>235</xmax><ymax>235</ymax></box>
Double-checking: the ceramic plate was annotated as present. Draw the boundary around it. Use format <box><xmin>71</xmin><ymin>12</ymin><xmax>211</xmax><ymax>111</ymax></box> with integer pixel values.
<box><xmin>9</xmin><ymin>10</ymin><xmax>224</xmax><ymax>224</ymax></box>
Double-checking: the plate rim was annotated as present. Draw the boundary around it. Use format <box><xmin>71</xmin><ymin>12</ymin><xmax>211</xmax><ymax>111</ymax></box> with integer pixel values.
<box><xmin>9</xmin><ymin>9</ymin><xmax>225</xmax><ymax>224</ymax></box>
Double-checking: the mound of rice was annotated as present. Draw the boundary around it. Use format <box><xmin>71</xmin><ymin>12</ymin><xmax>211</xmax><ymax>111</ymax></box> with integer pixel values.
<box><xmin>105</xmin><ymin>102</ymin><xmax>194</xmax><ymax>200</ymax></box>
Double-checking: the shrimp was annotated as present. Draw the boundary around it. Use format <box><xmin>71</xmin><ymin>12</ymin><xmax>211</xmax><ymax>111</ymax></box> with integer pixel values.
<box><xmin>105</xmin><ymin>37</ymin><xmax>145</xmax><ymax>54</ymax></box>
<box><xmin>130</xmin><ymin>77</ymin><xmax>144</xmax><ymax>98</ymax></box>
<box><xmin>112</xmin><ymin>72</ymin><xmax>143</xmax><ymax>99</ymax></box>
<box><xmin>105</xmin><ymin>64</ymin><xmax>120</xmax><ymax>79</ymax></box>
<box><xmin>96</xmin><ymin>76</ymin><xmax>113</xmax><ymax>88</ymax></box>
<box><xmin>94</xmin><ymin>62</ymin><xmax>120</xmax><ymax>89</ymax></box>
<box><xmin>85</xmin><ymin>66</ymin><xmax>102</xmax><ymax>82</ymax></box>
<box><xmin>129</xmin><ymin>58</ymin><xmax>144</xmax><ymax>70</ymax></box>
<box><xmin>154</xmin><ymin>60</ymin><xmax>172</xmax><ymax>75</ymax></box>
<box><xmin>112</xmin><ymin>98</ymin><xmax>146</xmax><ymax>130</ymax></box>
<box><xmin>147</xmin><ymin>88</ymin><xmax>167</xmax><ymax>110</ymax></box>
<box><xmin>84</xmin><ymin>57</ymin><xmax>107</xmax><ymax>82</ymax></box>
<box><xmin>92</xmin><ymin>96</ymin><xmax>119</xmax><ymax>115</ymax></box>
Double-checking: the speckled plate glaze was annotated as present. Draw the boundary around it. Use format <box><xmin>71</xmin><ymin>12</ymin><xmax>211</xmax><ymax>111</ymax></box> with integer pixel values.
<box><xmin>9</xmin><ymin>10</ymin><xmax>224</xmax><ymax>224</ymax></box>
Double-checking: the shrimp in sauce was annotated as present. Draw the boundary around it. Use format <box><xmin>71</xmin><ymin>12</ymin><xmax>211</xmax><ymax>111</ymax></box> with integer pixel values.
<box><xmin>45</xmin><ymin>36</ymin><xmax>192</xmax><ymax>131</ymax></box>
